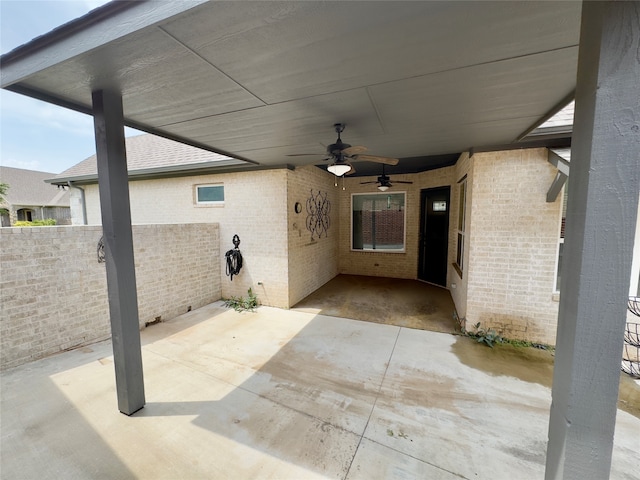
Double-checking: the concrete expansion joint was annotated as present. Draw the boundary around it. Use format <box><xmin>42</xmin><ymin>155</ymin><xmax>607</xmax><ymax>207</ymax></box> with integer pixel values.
<box><xmin>344</xmin><ymin>327</ymin><xmax>402</xmax><ymax>478</ymax></box>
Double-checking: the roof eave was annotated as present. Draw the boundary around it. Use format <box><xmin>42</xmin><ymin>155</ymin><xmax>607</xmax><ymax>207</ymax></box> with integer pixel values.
<box><xmin>47</xmin><ymin>161</ymin><xmax>295</xmax><ymax>186</ymax></box>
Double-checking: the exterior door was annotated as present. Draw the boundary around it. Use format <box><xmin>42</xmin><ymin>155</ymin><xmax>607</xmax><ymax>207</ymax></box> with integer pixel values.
<box><xmin>418</xmin><ymin>187</ymin><xmax>450</xmax><ymax>286</ymax></box>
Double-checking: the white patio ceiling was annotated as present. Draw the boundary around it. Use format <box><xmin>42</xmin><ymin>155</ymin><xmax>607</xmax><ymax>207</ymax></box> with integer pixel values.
<box><xmin>1</xmin><ymin>1</ymin><xmax>581</xmax><ymax>176</ymax></box>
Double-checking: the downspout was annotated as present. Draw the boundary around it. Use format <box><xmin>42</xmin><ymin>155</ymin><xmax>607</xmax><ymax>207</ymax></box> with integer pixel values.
<box><xmin>68</xmin><ymin>181</ymin><xmax>87</xmax><ymax>225</ymax></box>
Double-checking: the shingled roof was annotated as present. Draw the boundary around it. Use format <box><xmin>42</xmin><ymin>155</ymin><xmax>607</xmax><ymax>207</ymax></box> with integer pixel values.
<box><xmin>0</xmin><ymin>166</ymin><xmax>69</xmax><ymax>207</ymax></box>
<box><xmin>48</xmin><ymin>134</ymin><xmax>247</xmax><ymax>185</ymax></box>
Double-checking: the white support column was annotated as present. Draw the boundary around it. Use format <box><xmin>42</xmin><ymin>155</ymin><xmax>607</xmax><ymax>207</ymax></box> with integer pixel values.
<box><xmin>92</xmin><ymin>89</ymin><xmax>145</xmax><ymax>416</ymax></box>
<box><xmin>545</xmin><ymin>2</ymin><xmax>640</xmax><ymax>479</ymax></box>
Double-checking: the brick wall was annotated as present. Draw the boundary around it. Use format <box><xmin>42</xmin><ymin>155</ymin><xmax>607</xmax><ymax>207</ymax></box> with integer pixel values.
<box><xmin>0</xmin><ymin>223</ymin><xmax>220</xmax><ymax>369</ymax></box>
<box><xmin>81</xmin><ymin>170</ymin><xmax>290</xmax><ymax>307</ymax></box>
<box><xmin>464</xmin><ymin>148</ymin><xmax>561</xmax><ymax>344</ymax></box>
<box><xmin>286</xmin><ymin>166</ymin><xmax>339</xmax><ymax>306</ymax></box>
<box><xmin>448</xmin><ymin>152</ymin><xmax>472</xmax><ymax>321</ymax></box>
<box><xmin>79</xmin><ymin>167</ymin><xmax>338</xmax><ymax>309</ymax></box>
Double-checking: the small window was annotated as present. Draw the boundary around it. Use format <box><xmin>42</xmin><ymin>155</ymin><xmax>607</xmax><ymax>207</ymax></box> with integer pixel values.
<box><xmin>195</xmin><ymin>184</ymin><xmax>224</xmax><ymax>205</ymax></box>
<box><xmin>352</xmin><ymin>192</ymin><xmax>406</xmax><ymax>252</ymax></box>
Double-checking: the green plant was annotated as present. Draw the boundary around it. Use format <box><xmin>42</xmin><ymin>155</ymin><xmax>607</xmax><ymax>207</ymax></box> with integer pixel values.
<box><xmin>0</xmin><ymin>182</ymin><xmax>8</xmax><ymax>215</ymax></box>
<box><xmin>224</xmin><ymin>288</ymin><xmax>258</xmax><ymax>312</ymax></box>
<box><xmin>463</xmin><ymin>322</ymin><xmax>504</xmax><ymax>348</ymax></box>
<box><xmin>502</xmin><ymin>338</ymin><xmax>554</xmax><ymax>351</ymax></box>
<box><xmin>13</xmin><ymin>219</ymin><xmax>57</xmax><ymax>227</ymax></box>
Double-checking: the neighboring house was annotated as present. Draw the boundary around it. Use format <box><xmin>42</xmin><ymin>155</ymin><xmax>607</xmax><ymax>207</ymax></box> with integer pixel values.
<box><xmin>48</xmin><ymin>131</ymin><xmax>610</xmax><ymax>347</ymax></box>
<box><xmin>0</xmin><ymin>166</ymin><xmax>71</xmax><ymax>226</ymax></box>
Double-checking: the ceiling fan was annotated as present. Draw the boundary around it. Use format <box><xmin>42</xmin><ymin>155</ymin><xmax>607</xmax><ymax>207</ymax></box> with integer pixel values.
<box><xmin>287</xmin><ymin>123</ymin><xmax>399</xmax><ymax>176</ymax></box>
<box><xmin>360</xmin><ymin>164</ymin><xmax>413</xmax><ymax>191</ymax></box>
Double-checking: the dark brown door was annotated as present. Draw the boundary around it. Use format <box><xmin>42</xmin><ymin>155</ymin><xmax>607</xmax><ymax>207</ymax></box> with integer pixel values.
<box><xmin>418</xmin><ymin>187</ymin><xmax>450</xmax><ymax>286</ymax></box>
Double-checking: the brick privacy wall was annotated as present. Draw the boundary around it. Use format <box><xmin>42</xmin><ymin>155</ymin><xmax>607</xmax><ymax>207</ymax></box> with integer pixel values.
<box><xmin>0</xmin><ymin>223</ymin><xmax>220</xmax><ymax>370</ymax></box>
<box><xmin>448</xmin><ymin>152</ymin><xmax>472</xmax><ymax>321</ymax></box>
<box><xmin>286</xmin><ymin>166</ymin><xmax>339</xmax><ymax>306</ymax></box>
<box><xmin>81</xmin><ymin>169</ymin><xmax>290</xmax><ymax>308</ymax></box>
<box><xmin>339</xmin><ymin>166</ymin><xmax>455</xmax><ymax>280</ymax></box>
<box><xmin>465</xmin><ymin>148</ymin><xmax>561</xmax><ymax>345</ymax></box>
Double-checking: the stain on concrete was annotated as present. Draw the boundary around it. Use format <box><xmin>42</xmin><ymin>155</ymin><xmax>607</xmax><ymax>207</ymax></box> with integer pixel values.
<box><xmin>503</xmin><ymin>440</ymin><xmax>547</xmax><ymax>465</ymax></box>
<box><xmin>293</xmin><ymin>274</ymin><xmax>457</xmax><ymax>333</ymax></box>
<box><xmin>451</xmin><ymin>335</ymin><xmax>640</xmax><ymax>419</ymax></box>
<box><xmin>618</xmin><ymin>374</ymin><xmax>640</xmax><ymax>419</ymax></box>
<box><xmin>451</xmin><ymin>336</ymin><xmax>554</xmax><ymax>388</ymax></box>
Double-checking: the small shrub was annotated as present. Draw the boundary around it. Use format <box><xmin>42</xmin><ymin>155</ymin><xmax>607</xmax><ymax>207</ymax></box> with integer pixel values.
<box><xmin>463</xmin><ymin>322</ymin><xmax>504</xmax><ymax>348</ymax></box>
<box><xmin>224</xmin><ymin>288</ymin><xmax>258</xmax><ymax>312</ymax></box>
<box><xmin>461</xmin><ymin>322</ymin><xmax>554</xmax><ymax>350</ymax></box>
<box><xmin>14</xmin><ymin>219</ymin><xmax>57</xmax><ymax>227</ymax></box>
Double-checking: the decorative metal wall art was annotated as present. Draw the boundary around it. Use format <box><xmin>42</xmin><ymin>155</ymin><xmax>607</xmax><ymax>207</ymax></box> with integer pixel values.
<box><xmin>306</xmin><ymin>190</ymin><xmax>331</xmax><ymax>240</ymax></box>
<box><xmin>97</xmin><ymin>236</ymin><xmax>106</xmax><ymax>263</ymax></box>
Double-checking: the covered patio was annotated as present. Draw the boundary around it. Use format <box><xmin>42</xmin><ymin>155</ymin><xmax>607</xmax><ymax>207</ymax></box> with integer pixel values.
<box><xmin>2</xmin><ymin>303</ymin><xmax>638</xmax><ymax>479</ymax></box>
<box><xmin>1</xmin><ymin>2</ymin><xmax>638</xmax><ymax>478</ymax></box>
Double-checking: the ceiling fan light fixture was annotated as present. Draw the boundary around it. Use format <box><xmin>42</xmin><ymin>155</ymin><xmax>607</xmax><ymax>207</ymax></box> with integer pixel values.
<box><xmin>327</xmin><ymin>163</ymin><xmax>351</xmax><ymax>176</ymax></box>
<box><xmin>377</xmin><ymin>185</ymin><xmax>390</xmax><ymax>192</ymax></box>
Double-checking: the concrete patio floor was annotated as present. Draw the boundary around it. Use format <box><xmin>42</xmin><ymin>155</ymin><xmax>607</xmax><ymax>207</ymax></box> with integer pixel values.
<box><xmin>2</xmin><ymin>302</ymin><xmax>639</xmax><ymax>479</ymax></box>
<box><xmin>292</xmin><ymin>275</ymin><xmax>458</xmax><ymax>333</ymax></box>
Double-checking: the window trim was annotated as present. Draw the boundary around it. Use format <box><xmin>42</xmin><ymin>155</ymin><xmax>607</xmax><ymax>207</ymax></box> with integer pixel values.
<box><xmin>455</xmin><ymin>176</ymin><xmax>467</xmax><ymax>276</ymax></box>
<box><xmin>194</xmin><ymin>183</ymin><xmax>225</xmax><ymax>206</ymax></box>
<box><xmin>350</xmin><ymin>191</ymin><xmax>407</xmax><ymax>253</ymax></box>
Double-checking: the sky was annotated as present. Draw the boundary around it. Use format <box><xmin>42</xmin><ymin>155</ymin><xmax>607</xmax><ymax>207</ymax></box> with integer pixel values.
<box><xmin>0</xmin><ymin>0</ymin><xmax>140</xmax><ymax>175</ymax></box>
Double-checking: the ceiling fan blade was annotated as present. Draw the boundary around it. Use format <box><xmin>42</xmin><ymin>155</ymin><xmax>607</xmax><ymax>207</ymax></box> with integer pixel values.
<box><xmin>352</xmin><ymin>154</ymin><xmax>399</xmax><ymax>166</ymax></box>
<box><xmin>345</xmin><ymin>164</ymin><xmax>356</xmax><ymax>175</ymax></box>
<box><xmin>286</xmin><ymin>153</ymin><xmax>326</xmax><ymax>157</ymax></box>
<box><xmin>394</xmin><ymin>180</ymin><xmax>414</xmax><ymax>184</ymax></box>
<box><xmin>359</xmin><ymin>181</ymin><xmax>378</xmax><ymax>185</ymax></box>
<box><xmin>342</xmin><ymin>145</ymin><xmax>368</xmax><ymax>156</ymax></box>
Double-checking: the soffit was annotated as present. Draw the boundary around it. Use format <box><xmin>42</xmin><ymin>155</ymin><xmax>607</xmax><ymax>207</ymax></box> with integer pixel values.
<box><xmin>1</xmin><ymin>1</ymin><xmax>581</xmax><ymax>177</ymax></box>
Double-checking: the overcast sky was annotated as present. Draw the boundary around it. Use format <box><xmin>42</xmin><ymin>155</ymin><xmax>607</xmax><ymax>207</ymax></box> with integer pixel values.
<box><xmin>1</xmin><ymin>0</ymin><xmax>141</xmax><ymax>174</ymax></box>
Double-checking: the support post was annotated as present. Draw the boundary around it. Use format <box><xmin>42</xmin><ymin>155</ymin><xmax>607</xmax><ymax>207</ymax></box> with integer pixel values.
<box><xmin>545</xmin><ymin>2</ymin><xmax>639</xmax><ymax>479</ymax></box>
<box><xmin>92</xmin><ymin>89</ymin><xmax>145</xmax><ymax>415</ymax></box>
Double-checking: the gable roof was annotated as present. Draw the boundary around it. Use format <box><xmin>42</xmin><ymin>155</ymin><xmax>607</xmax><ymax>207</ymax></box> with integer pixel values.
<box><xmin>48</xmin><ymin>134</ymin><xmax>247</xmax><ymax>185</ymax></box>
<box><xmin>0</xmin><ymin>166</ymin><xmax>70</xmax><ymax>207</ymax></box>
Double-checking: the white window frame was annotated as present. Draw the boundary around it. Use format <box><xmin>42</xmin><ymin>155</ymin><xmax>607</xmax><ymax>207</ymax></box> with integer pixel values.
<box><xmin>351</xmin><ymin>191</ymin><xmax>407</xmax><ymax>253</ymax></box>
<box><xmin>455</xmin><ymin>177</ymin><xmax>467</xmax><ymax>275</ymax></box>
<box><xmin>195</xmin><ymin>184</ymin><xmax>224</xmax><ymax>206</ymax></box>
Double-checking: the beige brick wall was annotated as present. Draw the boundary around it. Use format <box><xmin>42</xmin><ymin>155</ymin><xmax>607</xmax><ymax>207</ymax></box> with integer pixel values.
<box><xmin>338</xmin><ymin>166</ymin><xmax>455</xmax><ymax>281</ymax></box>
<box><xmin>286</xmin><ymin>166</ymin><xmax>339</xmax><ymax>306</ymax></box>
<box><xmin>464</xmin><ymin>148</ymin><xmax>561</xmax><ymax>344</ymax></box>
<box><xmin>447</xmin><ymin>152</ymin><xmax>472</xmax><ymax>322</ymax></box>
<box><xmin>82</xmin><ymin>170</ymin><xmax>290</xmax><ymax>307</ymax></box>
<box><xmin>0</xmin><ymin>223</ymin><xmax>220</xmax><ymax>369</ymax></box>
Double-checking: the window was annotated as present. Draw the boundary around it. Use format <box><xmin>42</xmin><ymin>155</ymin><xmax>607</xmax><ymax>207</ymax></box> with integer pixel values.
<box><xmin>195</xmin><ymin>184</ymin><xmax>224</xmax><ymax>205</ymax></box>
<box><xmin>456</xmin><ymin>177</ymin><xmax>467</xmax><ymax>273</ymax></box>
<box><xmin>17</xmin><ymin>209</ymin><xmax>34</xmax><ymax>222</ymax></box>
<box><xmin>352</xmin><ymin>192</ymin><xmax>405</xmax><ymax>252</ymax></box>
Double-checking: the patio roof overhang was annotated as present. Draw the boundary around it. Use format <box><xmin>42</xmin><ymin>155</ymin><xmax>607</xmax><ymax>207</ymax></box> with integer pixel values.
<box><xmin>1</xmin><ymin>1</ymin><xmax>578</xmax><ymax>177</ymax></box>
<box><xmin>2</xmin><ymin>3</ymin><xmax>639</xmax><ymax>479</ymax></box>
